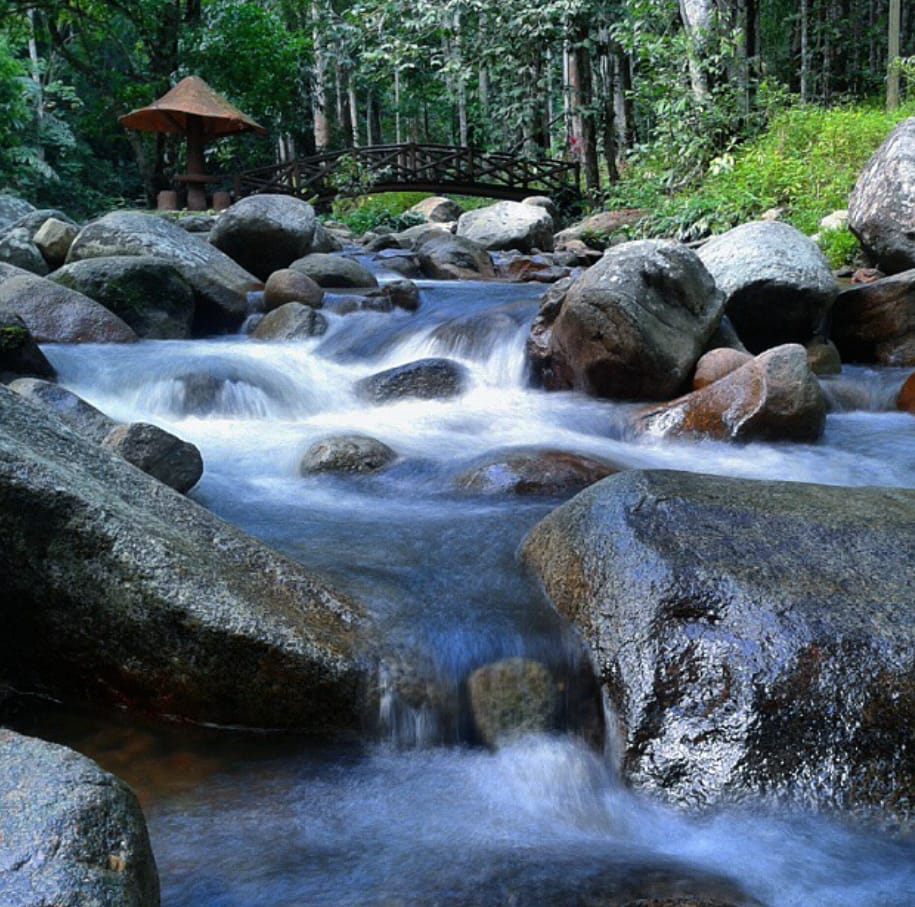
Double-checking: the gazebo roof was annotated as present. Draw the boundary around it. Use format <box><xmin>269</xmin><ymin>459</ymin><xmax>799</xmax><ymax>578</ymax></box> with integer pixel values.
<box><xmin>119</xmin><ymin>75</ymin><xmax>267</xmax><ymax>137</ymax></box>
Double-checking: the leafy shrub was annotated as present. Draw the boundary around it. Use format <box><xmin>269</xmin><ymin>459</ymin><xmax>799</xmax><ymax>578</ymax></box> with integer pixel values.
<box><xmin>817</xmin><ymin>226</ymin><xmax>862</xmax><ymax>270</ymax></box>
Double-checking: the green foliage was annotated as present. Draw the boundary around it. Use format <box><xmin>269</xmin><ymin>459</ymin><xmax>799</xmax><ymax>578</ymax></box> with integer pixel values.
<box><xmin>331</xmin><ymin>191</ymin><xmax>431</xmax><ymax>234</ymax></box>
<box><xmin>610</xmin><ymin>100</ymin><xmax>915</xmax><ymax>243</ymax></box>
<box><xmin>817</xmin><ymin>227</ymin><xmax>862</xmax><ymax>270</ymax></box>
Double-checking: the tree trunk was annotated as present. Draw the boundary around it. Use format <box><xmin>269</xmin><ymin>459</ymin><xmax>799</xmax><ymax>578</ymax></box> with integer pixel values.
<box><xmin>888</xmin><ymin>0</ymin><xmax>901</xmax><ymax>110</ymax></box>
<box><xmin>800</xmin><ymin>0</ymin><xmax>810</xmax><ymax>102</ymax></box>
<box><xmin>311</xmin><ymin>1</ymin><xmax>330</xmax><ymax>151</ymax></box>
<box><xmin>678</xmin><ymin>0</ymin><xmax>714</xmax><ymax>103</ymax></box>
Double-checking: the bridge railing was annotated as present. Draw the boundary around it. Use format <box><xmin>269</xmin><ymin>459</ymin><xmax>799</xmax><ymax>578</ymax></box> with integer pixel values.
<box><xmin>234</xmin><ymin>143</ymin><xmax>580</xmax><ymax>203</ymax></box>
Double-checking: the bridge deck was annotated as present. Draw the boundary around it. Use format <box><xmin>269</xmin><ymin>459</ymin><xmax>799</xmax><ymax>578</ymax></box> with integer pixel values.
<box><xmin>234</xmin><ymin>143</ymin><xmax>580</xmax><ymax>204</ymax></box>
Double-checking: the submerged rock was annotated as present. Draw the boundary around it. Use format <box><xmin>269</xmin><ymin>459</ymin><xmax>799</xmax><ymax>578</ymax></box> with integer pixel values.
<box><xmin>210</xmin><ymin>194</ymin><xmax>317</xmax><ymax>281</ymax></box>
<box><xmin>898</xmin><ymin>372</ymin><xmax>915</xmax><ymax>413</ymax></box>
<box><xmin>102</xmin><ymin>421</ymin><xmax>204</xmax><ymax>494</ymax></box>
<box><xmin>522</xmin><ymin>470</ymin><xmax>915</xmax><ymax>823</ymax></box>
<box><xmin>637</xmin><ymin>344</ymin><xmax>826</xmax><ymax>443</ymax></box>
<box><xmin>356</xmin><ymin>357</ymin><xmax>470</xmax><ymax>404</ymax></box>
<box><xmin>0</xmin><ymin>729</ymin><xmax>159</xmax><ymax>907</ymax></box>
<box><xmin>0</xmin><ymin>384</ymin><xmax>376</xmax><ymax>730</ymax></box>
<box><xmin>529</xmin><ymin>240</ymin><xmax>724</xmax><ymax>400</ymax></box>
<box><xmin>300</xmin><ymin>434</ymin><xmax>397</xmax><ymax>475</ymax></box>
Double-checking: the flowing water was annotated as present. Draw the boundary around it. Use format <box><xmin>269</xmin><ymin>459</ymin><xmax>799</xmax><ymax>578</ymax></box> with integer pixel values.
<box><xmin>31</xmin><ymin>276</ymin><xmax>915</xmax><ymax>905</ymax></box>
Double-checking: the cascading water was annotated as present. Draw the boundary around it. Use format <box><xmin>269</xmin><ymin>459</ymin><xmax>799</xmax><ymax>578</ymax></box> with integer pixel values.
<box><xmin>34</xmin><ymin>276</ymin><xmax>915</xmax><ymax>906</ymax></box>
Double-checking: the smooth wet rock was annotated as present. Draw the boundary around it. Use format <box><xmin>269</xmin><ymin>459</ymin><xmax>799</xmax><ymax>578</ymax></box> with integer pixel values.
<box><xmin>467</xmin><ymin>657</ymin><xmax>559</xmax><ymax>746</ymax></box>
<box><xmin>637</xmin><ymin>344</ymin><xmax>826</xmax><ymax>443</ymax></box>
<box><xmin>381</xmin><ymin>278</ymin><xmax>420</xmax><ymax>311</ymax></box>
<box><xmin>373</xmin><ymin>249</ymin><xmax>422</xmax><ymax>278</ymax></box>
<box><xmin>9</xmin><ymin>378</ymin><xmax>117</xmax><ymax>443</ymax></box>
<box><xmin>522</xmin><ymin>470</ymin><xmax>915</xmax><ymax>822</ymax></box>
<box><xmin>252</xmin><ymin>302</ymin><xmax>328</xmax><ymax>340</ymax></box>
<box><xmin>300</xmin><ymin>434</ymin><xmax>397</xmax><ymax>474</ymax></box>
<box><xmin>0</xmin><ymin>227</ymin><xmax>48</xmax><ymax>275</ymax></box>
<box><xmin>830</xmin><ymin>268</ymin><xmax>915</xmax><ymax>366</ymax></box>
<box><xmin>455</xmin><ymin>449</ymin><xmax>620</xmax><ymax>496</ymax></box>
<box><xmin>0</xmin><ymin>195</ymin><xmax>35</xmax><ymax>230</ymax></box>
<box><xmin>210</xmin><ymin>194</ymin><xmax>317</xmax><ymax>281</ymax></box>
<box><xmin>0</xmin><ymin>384</ymin><xmax>376</xmax><ymax>730</ymax></box>
<box><xmin>805</xmin><ymin>338</ymin><xmax>842</xmax><ymax>375</ymax></box>
<box><xmin>356</xmin><ymin>357</ymin><xmax>470</xmax><ymax>404</ymax></box>
<box><xmin>263</xmin><ymin>268</ymin><xmax>324</xmax><ymax>311</ymax></box>
<box><xmin>697</xmin><ymin>221</ymin><xmax>837</xmax><ymax>353</ymax></box>
<box><xmin>32</xmin><ymin>217</ymin><xmax>80</xmax><ymax>269</ymax></box>
<box><xmin>898</xmin><ymin>372</ymin><xmax>915</xmax><ymax>413</ymax></box>
<box><xmin>0</xmin><ymin>730</ymin><xmax>159</xmax><ymax>907</ymax></box>
<box><xmin>66</xmin><ymin>212</ymin><xmax>259</xmax><ymax>333</ymax></box>
<box><xmin>310</xmin><ymin>220</ymin><xmax>344</xmax><ymax>254</ymax></box>
<box><xmin>848</xmin><ymin>116</ymin><xmax>915</xmax><ymax>273</ymax></box>
<box><xmin>102</xmin><ymin>421</ymin><xmax>204</xmax><ymax>493</ymax></box>
<box><xmin>457</xmin><ymin>200</ymin><xmax>554</xmax><ymax>253</ymax></box>
<box><xmin>409</xmin><ymin>196</ymin><xmax>463</xmax><ymax>223</ymax></box>
<box><xmin>0</xmin><ymin>311</ymin><xmax>55</xmax><ymax>381</ymax></box>
<box><xmin>529</xmin><ymin>240</ymin><xmax>724</xmax><ymax>400</ymax></box>
<box><xmin>0</xmin><ymin>272</ymin><xmax>137</xmax><ymax>343</ymax></box>
<box><xmin>417</xmin><ymin>234</ymin><xmax>496</xmax><ymax>280</ymax></box>
<box><xmin>51</xmin><ymin>256</ymin><xmax>196</xmax><ymax>339</ymax></box>
<box><xmin>692</xmin><ymin>348</ymin><xmax>752</xmax><ymax>390</ymax></box>
<box><xmin>290</xmin><ymin>252</ymin><xmax>378</xmax><ymax>289</ymax></box>
<box><xmin>431</xmin><ymin>306</ymin><xmax>529</xmax><ymax>359</ymax></box>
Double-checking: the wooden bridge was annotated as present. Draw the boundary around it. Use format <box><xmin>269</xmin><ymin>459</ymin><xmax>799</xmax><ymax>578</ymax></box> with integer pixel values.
<box><xmin>234</xmin><ymin>143</ymin><xmax>580</xmax><ymax>205</ymax></box>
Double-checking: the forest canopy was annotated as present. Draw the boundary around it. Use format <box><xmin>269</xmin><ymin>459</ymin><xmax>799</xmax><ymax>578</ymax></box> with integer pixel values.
<box><xmin>0</xmin><ymin>0</ymin><xmax>911</xmax><ymax>217</ymax></box>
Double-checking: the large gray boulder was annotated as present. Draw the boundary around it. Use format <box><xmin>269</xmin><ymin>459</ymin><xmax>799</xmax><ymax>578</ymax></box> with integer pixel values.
<box><xmin>529</xmin><ymin>240</ymin><xmax>724</xmax><ymax>400</ymax></box>
<box><xmin>290</xmin><ymin>252</ymin><xmax>378</xmax><ymax>288</ymax></box>
<box><xmin>0</xmin><ymin>272</ymin><xmax>137</xmax><ymax>343</ymax></box>
<box><xmin>0</xmin><ymin>227</ymin><xmax>48</xmax><ymax>276</ymax></box>
<box><xmin>830</xmin><ymin>267</ymin><xmax>915</xmax><ymax>366</ymax></box>
<box><xmin>51</xmin><ymin>256</ymin><xmax>196</xmax><ymax>339</ymax></box>
<box><xmin>0</xmin><ymin>384</ymin><xmax>376</xmax><ymax>730</ymax></box>
<box><xmin>8</xmin><ymin>378</ymin><xmax>116</xmax><ymax>443</ymax></box>
<box><xmin>417</xmin><ymin>234</ymin><xmax>496</xmax><ymax>280</ymax></box>
<box><xmin>252</xmin><ymin>302</ymin><xmax>328</xmax><ymax>340</ymax></box>
<box><xmin>0</xmin><ymin>730</ymin><xmax>159</xmax><ymax>907</ymax></box>
<box><xmin>102</xmin><ymin>422</ymin><xmax>204</xmax><ymax>494</ymax></box>
<box><xmin>0</xmin><ymin>312</ymin><xmax>56</xmax><ymax>382</ymax></box>
<box><xmin>849</xmin><ymin>117</ymin><xmax>915</xmax><ymax>274</ymax></box>
<box><xmin>697</xmin><ymin>221</ymin><xmax>837</xmax><ymax>353</ymax></box>
<box><xmin>4</xmin><ymin>208</ymin><xmax>77</xmax><ymax>240</ymax></box>
<box><xmin>66</xmin><ymin>212</ymin><xmax>260</xmax><ymax>333</ymax></box>
<box><xmin>209</xmin><ymin>194</ymin><xmax>317</xmax><ymax>281</ymax></box>
<box><xmin>0</xmin><ymin>195</ymin><xmax>34</xmax><ymax>230</ymax></box>
<box><xmin>409</xmin><ymin>196</ymin><xmax>463</xmax><ymax>223</ymax></box>
<box><xmin>522</xmin><ymin>470</ymin><xmax>915</xmax><ymax>823</ymax></box>
<box><xmin>457</xmin><ymin>200</ymin><xmax>554</xmax><ymax>253</ymax></box>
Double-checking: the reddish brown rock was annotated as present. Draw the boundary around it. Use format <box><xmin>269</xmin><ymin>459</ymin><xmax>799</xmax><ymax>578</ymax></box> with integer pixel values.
<box><xmin>898</xmin><ymin>372</ymin><xmax>915</xmax><ymax>413</ymax></box>
<box><xmin>636</xmin><ymin>344</ymin><xmax>826</xmax><ymax>443</ymax></box>
<box><xmin>830</xmin><ymin>268</ymin><xmax>915</xmax><ymax>366</ymax></box>
<box><xmin>263</xmin><ymin>268</ymin><xmax>324</xmax><ymax>311</ymax></box>
<box><xmin>692</xmin><ymin>348</ymin><xmax>753</xmax><ymax>390</ymax></box>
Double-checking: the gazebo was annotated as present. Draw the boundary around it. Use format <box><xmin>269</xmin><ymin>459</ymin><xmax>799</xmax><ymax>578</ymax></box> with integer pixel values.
<box><xmin>119</xmin><ymin>75</ymin><xmax>267</xmax><ymax>211</ymax></box>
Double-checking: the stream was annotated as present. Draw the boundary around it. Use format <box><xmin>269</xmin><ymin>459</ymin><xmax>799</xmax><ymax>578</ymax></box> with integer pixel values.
<box><xmin>23</xmin><ymin>275</ymin><xmax>915</xmax><ymax>905</ymax></box>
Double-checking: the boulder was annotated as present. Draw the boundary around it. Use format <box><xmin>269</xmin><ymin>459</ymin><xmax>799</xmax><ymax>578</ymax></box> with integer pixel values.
<box><xmin>805</xmin><ymin>338</ymin><xmax>842</xmax><ymax>375</ymax></box>
<box><xmin>457</xmin><ymin>200</ymin><xmax>554</xmax><ymax>253</ymax></box>
<box><xmin>702</xmin><ymin>314</ymin><xmax>749</xmax><ymax>354</ymax></box>
<box><xmin>66</xmin><ymin>212</ymin><xmax>259</xmax><ymax>333</ymax></box>
<box><xmin>455</xmin><ymin>449</ymin><xmax>620</xmax><ymax>496</ymax></box>
<box><xmin>0</xmin><ymin>273</ymin><xmax>136</xmax><ymax>343</ymax></box>
<box><xmin>0</xmin><ymin>384</ymin><xmax>376</xmax><ymax>730</ymax></box>
<box><xmin>0</xmin><ymin>730</ymin><xmax>159</xmax><ymax>907</ymax></box>
<box><xmin>692</xmin><ymin>348</ymin><xmax>752</xmax><ymax>390</ymax></box>
<box><xmin>176</xmin><ymin>213</ymin><xmax>217</xmax><ymax>233</ymax></box>
<box><xmin>209</xmin><ymin>194</ymin><xmax>317</xmax><ymax>281</ymax></box>
<box><xmin>848</xmin><ymin>116</ymin><xmax>915</xmax><ymax>273</ymax></box>
<box><xmin>554</xmin><ymin>208</ymin><xmax>648</xmax><ymax>248</ymax></box>
<box><xmin>5</xmin><ymin>207</ymin><xmax>77</xmax><ymax>240</ymax></box>
<box><xmin>0</xmin><ymin>195</ymin><xmax>34</xmax><ymax>230</ymax></box>
<box><xmin>263</xmin><ymin>268</ymin><xmax>324</xmax><ymax>311</ymax></box>
<box><xmin>8</xmin><ymin>378</ymin><xmax>117</xmax><ymax>444</ymax></box>
<box><xmin>51</xmin><ymin>256</ymin><xmax>196</xmax><ymax>339</ymax></box>
<box><xmin>898</xmin><ymin>372</ymin><xmax>915</xmax><ymax>413</ymax></box>
<box><xmin>466</xmin><ymin>657</ymin><xmax>559</xmax><ymax>746</ymax></box>
<box><xmin>394</xmin><ymin>222</ymin><xmax>452</xmax><ymax>250</ymax></box>
<box><xmin>381</xmin><ymin>278</ymin><xmax>421</xmax><ymax>311</ymax></box>
<box><xmin>32</xmin><ymin>217</ymin><xmax>80</xmax><ymax>268</ymax></box>
<box><xmin>522</xmin><ymin>195</ymin><xmax>559</xmax><ymax>221</ymax></box>
<box><xmin>409</xmin><ymin>196</ymin><xmax>464</xmax><ymax>223</ymax></box>
<box><xmin>300</xmin><ymin>434</ymin><xmax>397</xmax><ymax>474</ymax></box>
<box><xmin>356</xmin><ymin>357</ymin><xmax>470</xmax><ymax>404</ymax></box>
<box><xmin>637</xmin><ymin>344</ymin><xmax>826</xmax><ymax>443</ymax></box>
<box><xmin>102</xmin><ymin>422</ymin><xmax>204</xmax><ymax>493</ymax></box>
<box><xmin>522</xmin><ymin>469</ymin><xmax>915</xmax><ymax>821</ymax></box>
<box><xmin>417</xmin><ymin>234</ymin><xmax>496</xmax><ymax>280</ymax></box>
<box><xmin>0</xmin><ymin>227</ymin><xmax>48</xmax><ymax>275</ymax></box>
<box><xmin>290</xmin><ymin>252</ymin><xmax>378</xmax><ymax>289</ymax></box>
<box><xmin>830</xmin><ymin>268</ymin><xmax>915</xmax><ymax>366</ymax></box>
<box><xmin>310</xmin><ymin>220</ymin><xmax>344</xmax><ymax>253</ymax></box>
<box><xmin>372</xmin><ymin>249</ymin><xmax>423</xmax><ymax>278</ymax></box>
<box><xmin>529</xmin><ymin>240</ymin><xmax>725</xmax><ymax>400</ymax></box>
<box><xmin>0</xmin><ymin>311</ymin><xmax>56</xmax><ymax>382</ymax></box>
<box><xmin>697</xmin><ymin>221</ymin><xmax>837</xmax><ymax>353</ymax></box>
<box><xmin>252</xmin><ymin>302</ymin><xmax>328</xmax><ymax>340</ymax></box>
